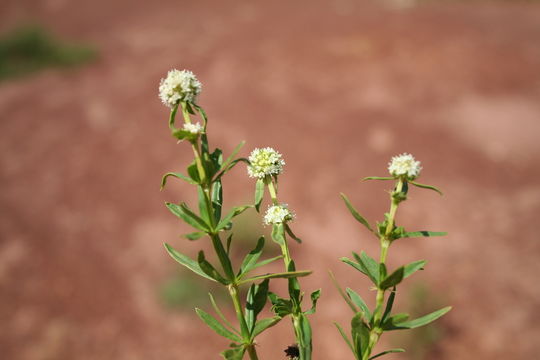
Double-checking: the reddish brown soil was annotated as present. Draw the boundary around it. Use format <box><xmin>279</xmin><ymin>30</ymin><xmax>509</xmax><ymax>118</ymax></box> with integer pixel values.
<box><xmin>1</xmin><ymin>1</ymin><xmax>540</xmax><ymax>359</ymax></box>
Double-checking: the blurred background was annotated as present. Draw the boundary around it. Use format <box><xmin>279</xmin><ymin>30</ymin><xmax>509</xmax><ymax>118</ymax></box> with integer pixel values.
<box><xmin>1</xmin><ymin>0</ymin><xmax>540</xmax><ymax>359</ymax></box>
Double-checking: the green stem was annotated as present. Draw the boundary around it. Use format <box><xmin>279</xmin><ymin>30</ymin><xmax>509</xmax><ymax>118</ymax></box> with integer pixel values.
<box><xmin>266</xmin><ymin>178</ymin><xmax>279</xmax><ymax>205</ymax></box>
<box><xmin>363</xmin><ymin>178</ymin><xmax>404</xmax><ymax>360</ymax></box>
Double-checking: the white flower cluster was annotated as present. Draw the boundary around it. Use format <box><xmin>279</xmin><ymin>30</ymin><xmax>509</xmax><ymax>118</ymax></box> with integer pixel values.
<box><xmin>159</xmin><ymin>69</ymin><xmax>202</xmax><ymax>107</ymax></box>
<box><xmin>183</xmin><ymin>122</ymin><xmax>203</xmax><ymax>134</ymax></box>
<box><xmin>388</xmin><ymin>153</ymin><xmax>422</xmax><ymax>180</ymax></box>
<box><xmin>247</xmin><ymin>147</ymin><xmax>285</xmax><ymax>179</ymax></box>
<box><xmin>264</xmin><ymin>204</ymin><xmax>294</xmax><ymax>225</ymax></box>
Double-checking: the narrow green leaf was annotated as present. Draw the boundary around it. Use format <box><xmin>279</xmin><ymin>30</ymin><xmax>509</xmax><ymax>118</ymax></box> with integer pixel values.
<box><xmin>195</xmin><ymin>308</ymin><xmax>242</xmax><ymax>342</ymax></box>
<box><xmin>238</xmin><ymin>270</ymin><xmax>312</xmax><ymax>285</ymax></box>
<box><xmin>183</xmin><ymin>231</ymin><xmax>206</xmax><ymax>241</ymax></box>
<box><xmin>168</xmin><ymin>102</ymin><xmax>179</xmax><ymax>128</ymax></box>
<box><xmin>165</xmin><ymin>202</ymin><xmax>210</xmax><ymax>232</ymax></box>
<box><xmin>381</xmin><ymin>287</ymin><xmax>396</xmax><ymax>323</ymax></box>
<box><xmin>271</xmin><ymin>223</ymin><xmax>285</xmax><ymax>245</ymax></box>
<box><xmin>347</xmin><ymin>251</ymin><xmax>380</xmax><ymax>285</ymax></box>
<box><xmin>380</xmin><ymin>267</ymin><xmax>404</xmax><ymax>290</ymax></box>
<box><xmin>284</xmin><ymin>223</ymin><xmax>302</xmax><ymax>244</ymax></box>
<box><xmin>163</xmin><ymin>243</ymin><xmax>215</xmax><ymax>282</ymax></box>
<box><xmin>254</xmin><ymin>178</ymin><xmax>264</xmax><ymax>212</ymax></box>
<box><xmin>329</xmin><ymin>271</ymin><xmax>358</xmax><ymax>313</ymax></box>
<box><xmin>245</xmin><ymin>279</ymin><xmax>269</xmax><ymax>331</ymax></box>
<box><xmin>187</xmin><ymin>161</ymin><xmax>201</xmax><ymax>183</ymax></box>
<box><xmin>268</xmin><ymin>292</ymin><xmax>293</xmax><ymax>317</ymax></box>
<box><xmin>212</xmin><ymin>180</ymin><xmax>223</xmax><ymax>223</ymax></box>
<box><xmin>208</xmin><ymin>293</ymin><xmax>240</xmax><ymax>335</ymax></box>
<box><xmin>160</xmin><ymin>172</ymin><xmax>196</xmax><ymax>189</ymax></box>
<box><xmin>335</xmin><ymin>322</ymin><xmax>357</xmax><ymax>359</ymax></box>
<box><xmin>297</xmin><ymin>314</ymin><xmax>313</xmax><ymax>359</ymax></box>
<box><xmin>215</xmin><ymin>205</ymin><xmax>252</xmax><ymax>232</ymax></box>
<box><xmin>251</xmin><ymin>317</ymin><xmax>281</xmax><ymax>338</ymax></box>
<box><xmin>346</xmin><ymin>288</ymin><xmax>371</xmax><ymax>320</ymax></box>
<box><xmin>368</xmin><ymin>349</ymin><xmax>405</xmax><ymax>360</ymax></box>
<box><xmin>390</xmin><ymin>306</ymin><xmax>452</xmax><ymax>330</ymax></box>
<box><xmin>226</xmin><ymin>234</ymin><xmax>233</xmax><ymax>255</ymax></box>
<box><xmin>304</xmin><ymin>289</ymin><xmax>322</xmax><ymax>315</ymax></box>
<box><xmin>251</xmin><ymin>255</ymin><xmax>283</xmax><ymax>271</ymax></box>
<box><xmin>363</xmin><ymin>176</ymin><xmax>395</xmax><ymax>181</ymax></box>
<box><xmin>409</xmin><ymin>181</ymin><xmax>443</xmax><ymax>195</ymax></box>
<box><xmin>340</xmin><ymin>193</ymin><xmax>374</xmax><ymax>233</ymax></box>
<box><xmin>397</xmin><ymin>231</ymin><xmax>447</xmax><ymax>239</ymax></box>
<box><xmin>382</xmin><ymin>313</ymin><xmax>410</xmax><ymax>330</ymax></box>
<box><xmin>220</xmin><ymin>141</ymin><xmax>245</xmax><ymax>172</ymax></box>
<box><xmin>197</xmin><ymin>186</ymin><xmax>212</xmax><ymax>227</ymax></box>
<box><xmin>403</xmin><ymin>260</ymin><xmax>426</xmax><ymax>279</ymax></box>
<box><xmin>351</xmin><ymin>313</ymin><xmax>370</xmax><ymax>358</ymax></box>
<box><xmin>220</xmin><ymin>347</ymin><xmax>245</xmax><ymax>360</ymax></box>
<box><xmin>238</xmin><ymin>237</ymin><xmax>265</xmax><ymax>277</ymax></box>
<box><xmin>198</xmin><ymin>251</ymin><xmax>229</xmax><ymax>285</ymax></box>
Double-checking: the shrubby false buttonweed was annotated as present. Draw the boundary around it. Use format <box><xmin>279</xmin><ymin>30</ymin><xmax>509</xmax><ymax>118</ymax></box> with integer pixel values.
<box><xmin>388</xmin><ymin>153</ymin><xmax>422</xmax><ymax>180</ymax></box>
<box><xmin>264</xmin><ymin>204</ymin><xmax>294</xmax><ymax>225</ymax></box>
<box><xmin>158</xmin><ymin>69</ymin><xmax>202</xmax><ymax>107</ymax></box>
<box><xmin>247</xmin><ymin>147</ymin><xmax>285</xmax><ymax>179</ymax></box>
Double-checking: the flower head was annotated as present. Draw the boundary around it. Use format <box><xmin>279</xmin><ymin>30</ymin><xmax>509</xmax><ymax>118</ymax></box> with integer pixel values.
<box><xmin>183</xmin><ymin>122</ymin><xmax>203</xmax><ymax>134</ymax></box>
<box><xmin>264</xmin><ymin>204</ymin><xmax>294</xmax><ymax>225</ymax></box>
<box><xmin>247</xmin><ymin>147</ymin><xmax>285</xmax><ymax>179</ymax></box>
<box><xmin>388</xmin><ymin>153</ymin><xmax>422</xmax><ymax>180</ymax></box>
<box><xmin>159</xmin><ymin>69</ymin><xmax>202</xmax><ymax>107</ymax></box>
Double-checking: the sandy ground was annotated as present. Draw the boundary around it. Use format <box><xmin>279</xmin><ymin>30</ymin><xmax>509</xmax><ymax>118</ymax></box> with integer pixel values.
<box><xmin>1</xmin><ymin>0</ymin><xmax>540</xmax><ymax>359</ymax></box>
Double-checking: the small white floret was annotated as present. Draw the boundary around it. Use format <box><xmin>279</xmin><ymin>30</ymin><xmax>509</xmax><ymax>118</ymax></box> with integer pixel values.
<box><xmin>183</xmin><ymin>122</ymin><xmax>203</xmax><ymax>134</ymax></box>
<box><xmin>158</xmin><ymin>69</ymin><xmax>202</xmax><ymax>108</ymax></box>
<box><xmin>264</xmin><ymin>204</ymin><xmax>294</xmax><ymax>225</ymax></box>
<box><xmin>247</xmin><ymin>147</ymin><xmax>285</xmax><ymax>179</ymax></box>
<box><xmin>388</xmin><ymin>153</ymin><xmax>422</xmax><ymax>180</ymax></box>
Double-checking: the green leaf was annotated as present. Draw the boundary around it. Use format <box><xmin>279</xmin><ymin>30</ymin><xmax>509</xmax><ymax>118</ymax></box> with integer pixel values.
<box><xmin>269</xmin><ymin>292</ymin><xmax>293</xmax><ymax>317</ymax></box>
<box><xmin>163</xmin><ymin>243</ymin><xmax>216</xmax><ymax>282</ymax></box>
<box><xmin>160</xmin><ymin>172</ymin><xmax>196</xmax><ymax>189</ymax></box>
<box><xmin>382</xmin><ymin>313</ymin><xmax>410</xmax><ymax>330</ymax></box>
<box><xmin>347</xmin><ymin>251</ymin><xmax>380</xmax><ymax>285</ymax></box>
<box><xmin>297</xmin><ymin>314</ymin><xmax>313</xmax><ymax>359</ymax></box>
<box><xmin>346</xmin><ymin>288</ymin><xmax>371</xmax><ymax>320</ymax></box>
<box><xmin>212</xmin><ymin>180</ymin><xmax>223</xmax><ymax>224</ymax></box>
<box><xmin>208</xmin><ymin>292</ymin><xmax>239</xmax><ymax>336</ymax></box>
<box><xmin>340</xmin><ymin>193</ymin><xmax>374</xmax><ymax>233</ymax></box>
<box><xmin>214</xmin><ymin>158</ymin><xmax>250</xmax><ymax>182</ymax></box>
<box><xmin>409</xmin><ymin>181</ymin><xmax>443</xmax><ymax>195</ymax></box>
<box><xmin>351</xmin><ymin>313</ymin><xmax>370</xmax><ymax>358</ymax></box>
<box><xmin>165</xmin><ymin>202</ymin><xmax>210</xmax><ymax>232</ymax></box>
<box><xmin>334</xmin><ymin>322</ymin><xmax>357</xmax><ymax>359</ymax></box>
<box><xmin>198</xmin><ymin>251</ymin><xmax>229</xmax><ymax>285</ymax></box>
<box><xmin>389</xmin><ymin>306</ymin><xmax>452</xmax><ymax>330</ymax></box>
<box><xmin>363</xmin><ymin>176</ymin><xmax>395</xmax><ymax>181</ymax></box>
<box><xmin>380</xmin><ymin>267</ymin><xmax>404</xmax><ymax>290</ymax></box>
<box><xmin>245</xmin><ymin>279</ymin><xmax>269</xmax><ymax>328</ymax></box>
<box><xmin>329</xmin><ymin>271</ymin><xmax>358</xmax><ymax>313</ymax></box>
<box><xmin>187</xmin><ymin>161</ymin><xmax>201</xmax><ymax>183</ymax></box>
<box><xmin>220</xmin><ymin>347</ymin><xmax>245</xmax><ymax>360</ymax></box>
<box><xmin>250</xmin><ymin>255</ymin><xmax>283</xmax><ymax>271</ymax></box>
<box><xmin>251</xmin><ymin>317</ymin><xmax>281</xmax><ymax>338</ymax></box>
<box><xmin>403</xmin><ymin>260</ymin><xmax>426</xmax><ymax>279</ymax></box>
<box><xmin>197</xmin><ymin>186</ymin><xmax>211</xmax><ymax>226</ymax></box>
<box><xmin>238</xmin><ymin>237</ymin><xmax>265</xmax><ymax>278</ymax></box>
<box><xmin>271</xmin><ymin>223</ymin><xmax>285</xmax><ymax>245</ymax></box>
<box><xmin>368</xmin><ymin>349</ymin><xmax>405</xmax><ymax>360</ymax></box>
<box><xmin>284</xmin><ymin>223</ymin><xmax>302</xmax><ymax>244</ymax></box>
<box><xmin>169</xmin><ymin>103</ymin><xmax>179</xmax><ymax>128</ymax></box>
<box><xmin>220</xmin><ymin>141</ymin><xmax>245</xmax><ymax>173</ymax></box>
<box><xmin>254</xmin><ymin>178</ymin><xmax>264</xmax><ymax>212</ymax></box>
<box><xmin>195</xmin><ymin>308</ymin><xmax>242</xmax><ymax>342</ymax></box>
<box><xmin>238</xmin><ymin>270</ymin><xmax>312</xmax><ymax>285</ymax></box>
<box><xmin>215</xmin><ymin>205</ymin><xmax>252</xmax><ymax>232</ymax></box>
<box><xmin>183</xmin><ymin>231</ymin><xmax>206</xmax><ymax>241</ymax></box>
<box><xmin>304</xmin><ymin>289</ymin><xmax>322</xmax><ymax>315</ymax></box>
<box><xmin>172</xmin><ymin>128</ymin><xmax>199</xmax><ymax>142</ymax></box>
<box><xmin>381</xmin><ymin>287</ymin><xmax>396</xmax><ymax>323</ymax></box>
<box><xmin>397</xmin><ymin>231</ymin><xmax>447</xmax><ymax>239</ymax></box>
